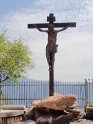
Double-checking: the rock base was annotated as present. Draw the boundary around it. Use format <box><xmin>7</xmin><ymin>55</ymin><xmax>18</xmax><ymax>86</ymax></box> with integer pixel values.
<box><xmin>22</xmin><ymin>93</ymin><xmax>80</xmax><ymax>124</ymax></box>
<box><xmin>22</xmin><ymin>107</ymin><xmax>81</xmax><ymax>124</ymax></box>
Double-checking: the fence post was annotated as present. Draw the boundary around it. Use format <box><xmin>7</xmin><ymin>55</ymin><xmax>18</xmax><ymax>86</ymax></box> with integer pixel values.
<box><xmin>0</xmin><ymin>76</ymin><xmax>1</xmax><ymax>110</ymax></box>
<box><xmin>85</xmin><ymin>79</ymin><xmax>88</xmax><ymax>112</ymax></box>
<box><xmin>0</xmin><ymin>83</ymin><xmax>1</xmax><ymax>110</ymax></box>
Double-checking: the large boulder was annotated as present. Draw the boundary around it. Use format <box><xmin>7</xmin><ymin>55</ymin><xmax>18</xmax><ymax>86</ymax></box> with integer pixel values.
<box><xmin>33</xmin><ymin>94</ymin><xmax>77</xmax><ymax>111</ymax></box>
<box><xmin>22</xmin><ymin>93</ymin><xmax>78</xmax><ymax>123</ymax></box>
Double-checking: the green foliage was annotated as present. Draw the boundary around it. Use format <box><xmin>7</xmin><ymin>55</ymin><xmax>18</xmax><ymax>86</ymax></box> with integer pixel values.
<box><xmin>86</xmin><ymin>104</ymin><xmax>93</xmax><ymax>107</ymax></box>
<box><xmin>0</xmin><ymin>34</ymin><xmax>34</xmax><ymax>84</ymax></box>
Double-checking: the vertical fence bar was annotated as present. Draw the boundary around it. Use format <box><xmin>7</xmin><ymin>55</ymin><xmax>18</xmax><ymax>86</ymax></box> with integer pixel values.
<box><xmin>19</xmin><ymin>84</ymin><xmax>21</xmax><ymax>105</ymax></box>
<box><xmin>92</xmin><ymin>79</ymin><xmax>93</xmax><ymax>104</ymax></box>
<box><xmin>25</xmin><ymin>82</ymin><xmax>28</xmax><ymax>107</ymax></box>
<box><xmin>0</xmin><ymin>83</ymin><xmax>1</xmax><ymax>109</ymax></box>
<box><xmin>85</xmin><ymin>79</ymin><xmax>88</xmax><ymax>111</ymax></box>
<box><xmin>29</xmin><ymin>82</ymin><xmax>30</xmax><ymax>107</ymax></box>
<box><xmin>23</xmin><ymin>82</ymin><xmax>25</xmax><ymax>106</ymax></box>
<box><xmin>88</xmin><ymin>79</ymin><xmax>90</xmax><ymax>104</ymax></box>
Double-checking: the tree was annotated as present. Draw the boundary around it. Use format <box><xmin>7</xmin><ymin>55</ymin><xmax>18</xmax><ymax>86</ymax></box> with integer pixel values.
<box><xmin>0</xmin><ymin>33</ymin><xmax>34</xmax><ymax>84</ymax></box>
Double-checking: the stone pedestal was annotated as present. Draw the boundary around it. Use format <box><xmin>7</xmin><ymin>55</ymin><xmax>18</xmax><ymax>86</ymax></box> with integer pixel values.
<box><xmin>0</xmin><ymin>105</ymin><xmax>26</xmax><ymax>124</ymax></box>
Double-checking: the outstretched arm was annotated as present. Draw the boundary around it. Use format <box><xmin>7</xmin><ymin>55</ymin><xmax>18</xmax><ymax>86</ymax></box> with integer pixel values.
<box><xmin>56</xmin><ymin>27</ymin><xmax>69</xmax><ymax>33</ymax></box>
<box><xmin>34</xmin><ymin>24</ymin><xmax>48</xmax><ymax>32</ymax></box>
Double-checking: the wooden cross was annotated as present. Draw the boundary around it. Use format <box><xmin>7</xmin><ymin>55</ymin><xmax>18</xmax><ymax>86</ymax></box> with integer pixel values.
<box><xmin>28</xmin><ymin>13</ymin><xmax>76</xmax><ymax>96</ymax></box>
<box><xmin>28</xmin><ymin>13</ymin><xmax>76</xmax><ymax>28</ymax></box>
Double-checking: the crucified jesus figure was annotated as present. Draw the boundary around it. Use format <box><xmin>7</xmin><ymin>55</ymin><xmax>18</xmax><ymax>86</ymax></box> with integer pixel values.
<box><xmin>34</xmin><ymin>24</ymin><xmax>69</xmax><ymax>69</ymax></box>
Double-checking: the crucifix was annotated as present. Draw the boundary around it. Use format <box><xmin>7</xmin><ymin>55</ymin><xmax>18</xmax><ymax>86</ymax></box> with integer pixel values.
<box><xmin>28</xmin><ymin>13</ymin><xmax>76</xmax><ymax>96</ymax></box>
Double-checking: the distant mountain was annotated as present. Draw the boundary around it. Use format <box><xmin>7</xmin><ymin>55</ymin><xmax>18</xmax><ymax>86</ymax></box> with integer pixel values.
<box><xmin>19</xmin><ymin>78</ymin><xmax>36</xmax><ymax>83</ymax></box>
<box><xmin>19</xmin><ymin>78</ymin><xmax>49</xmax><ymax>84</ymax></box>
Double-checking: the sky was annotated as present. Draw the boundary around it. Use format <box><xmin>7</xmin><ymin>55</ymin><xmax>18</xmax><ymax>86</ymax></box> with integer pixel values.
<box><xmin>0</xmin><ymin>0</ymin><xmax>93</xmax><ymax>82</ymax></box>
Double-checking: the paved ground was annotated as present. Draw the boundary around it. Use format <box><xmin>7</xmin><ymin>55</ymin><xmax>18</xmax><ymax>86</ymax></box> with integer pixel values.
<box><xmin>70</xmin><ymin>119</ymin><xmax>93</xmax><ymax>124</ymax></box>
<box><xmin>16</xmin><ymin>119</ymin><xmax>93</xmax><ymax>124</ymax></box>
<box><xmin>16</xmin><ymin>120</ymin><xmax>35</xmax><ymax>124</ymax></box>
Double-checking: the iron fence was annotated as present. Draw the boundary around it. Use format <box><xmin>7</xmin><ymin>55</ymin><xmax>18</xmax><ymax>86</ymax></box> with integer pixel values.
<box><xmin>0</xmin><ymin>80</ymin><xmax>92</xmax><ymax>109</ymax></box>
<box><xmin>85</xmin><ymin>79</ymin><xmax>93</xmax><ymax>105</ymax></box>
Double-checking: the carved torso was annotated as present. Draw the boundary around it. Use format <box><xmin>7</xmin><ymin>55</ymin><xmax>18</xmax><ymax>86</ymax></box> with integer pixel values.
<box><xmin>48</xmin><ymin>30</ymin><xmax>57</xmax><ymax>46</ymax></box>
<box><xmin>47</xmin><ymin>30</ymin><xmax>57</xmax><ymax>53</ymax></box>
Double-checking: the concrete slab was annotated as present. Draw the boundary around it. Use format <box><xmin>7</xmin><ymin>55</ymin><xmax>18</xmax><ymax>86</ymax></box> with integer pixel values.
<box><xmin>1</xmin><ymin>105</ymin><xmax>26</xmax><ymax>110</ymax></box>
<box><xmin>0</xmin><ymin>110</ymin><xmax>25</xmax><ymax>117</ymax></box>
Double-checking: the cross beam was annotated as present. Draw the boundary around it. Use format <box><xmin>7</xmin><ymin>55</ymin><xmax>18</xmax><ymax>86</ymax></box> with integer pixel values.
<box><xmin>28</xmin><ymin>13</ymin><xmax>76</xmax><ymax>96</ymax></box>
<box><xmin>28</xmin><ymin>22</ymin><xmax>76</xmax><ymax>28</ymax></box>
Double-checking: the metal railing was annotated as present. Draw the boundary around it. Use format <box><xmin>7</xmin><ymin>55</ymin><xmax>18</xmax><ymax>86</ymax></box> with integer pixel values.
<box><xmin>1</xmin><ymin>80</ymin><xmax>92</xmax><ymax>109</ymax></box>
<box><xmin>85</xmin><ymin>79</ymin><xmax>93</xmax><ymax>105</ymax></box>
